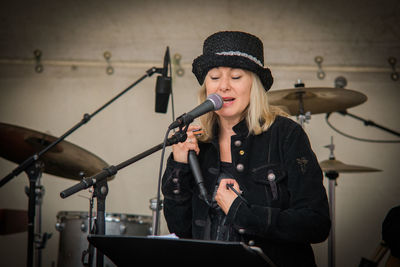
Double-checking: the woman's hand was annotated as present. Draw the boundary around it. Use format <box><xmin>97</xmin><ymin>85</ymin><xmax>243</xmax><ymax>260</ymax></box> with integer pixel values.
<box><xmin>171</xmin><ymin>125</ymin><xmax>201</xmax><ymax>163</ymax></box>
<box><xmin>215</xmin><ymin>179</ymin><xmax>240</xmax><ymax>215</ymax></box>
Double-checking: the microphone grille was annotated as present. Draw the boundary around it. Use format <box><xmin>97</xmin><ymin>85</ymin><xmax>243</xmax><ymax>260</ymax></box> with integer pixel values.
<box><xmin>207</xmin><ymin>93</ymin><xmax>223</xmax><ymax>110</ymax></box>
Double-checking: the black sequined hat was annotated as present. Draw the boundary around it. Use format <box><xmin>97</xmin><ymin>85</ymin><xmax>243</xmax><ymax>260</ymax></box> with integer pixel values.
<box><xmin>192</xmin><ymin>31</ymin><xmax>273</xmax><ymax>91</ymax></box>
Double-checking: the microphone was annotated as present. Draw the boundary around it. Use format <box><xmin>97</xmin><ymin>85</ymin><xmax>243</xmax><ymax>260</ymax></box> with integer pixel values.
<box><xmin>155</xmin><ymin>47</ymin><xmax>171</xmax><ymax>113</ymax></box>
<box><xmin>188</xmin><ymin>150</ymin><xmax>210</xmax><ymax>206</ymax></box>
<box><xmin>168</xmin><ymin>93</ymin><xmax>223</xmax><ymax>129</ymax></box>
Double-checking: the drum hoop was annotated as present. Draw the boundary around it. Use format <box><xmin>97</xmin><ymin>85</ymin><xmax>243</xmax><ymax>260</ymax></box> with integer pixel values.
<box><xmin>56</xmin><ymin>211</ymin><xmax>152</xmax><ymax>224</ymax></box>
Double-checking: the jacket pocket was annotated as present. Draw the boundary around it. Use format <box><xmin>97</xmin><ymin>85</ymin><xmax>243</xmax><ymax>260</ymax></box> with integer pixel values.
<box><xmin>251</xmin><ymin>163</ymin><xmax>289</xmax><ymax>207</ymax></box>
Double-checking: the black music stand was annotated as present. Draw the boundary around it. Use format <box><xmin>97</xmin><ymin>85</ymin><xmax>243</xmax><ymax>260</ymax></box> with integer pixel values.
<box><xmin>88</xmin><ymin>235</ymin><xmax>274</xmax><ymax>266</ymax></box>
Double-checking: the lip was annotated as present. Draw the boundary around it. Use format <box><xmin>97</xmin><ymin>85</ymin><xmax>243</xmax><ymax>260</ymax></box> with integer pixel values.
<box><xmin>222</xmin><ymin>97</ymin><xmax>236</xmax><ymax>107</ymax></box>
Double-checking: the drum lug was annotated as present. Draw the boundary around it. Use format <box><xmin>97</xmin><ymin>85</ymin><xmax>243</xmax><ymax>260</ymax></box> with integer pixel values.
<box><xmin>55</xmin><ymin>222</ymin><xmax>65</xmax><ymax>232</ymax></box>
<box><xmin>80</xmin><ymin>221</ymin><xmax>87</xmax><ymax>232</ymax></box>
<box><xmin>119</xmin><ymin>224</ymin><xmax>127</xmax><ymax>235</ymax></box>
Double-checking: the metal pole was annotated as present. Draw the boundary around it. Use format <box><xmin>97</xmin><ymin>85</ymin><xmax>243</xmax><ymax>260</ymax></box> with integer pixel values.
<box><xmin>328</xmin><ymin>178</ymin><xmax>336</xmax><ymax>267</ymax></box>
<box><xmin>326</xmin><ymin>171</ymin><xmax>339</xmax><ymax>267</ymax></box>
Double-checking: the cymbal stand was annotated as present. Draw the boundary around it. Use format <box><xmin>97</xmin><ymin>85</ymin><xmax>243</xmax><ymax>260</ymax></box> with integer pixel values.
<box><xmin>324</xmin><ymin>137</ymin><xmax>339</xmax><ymax>267</ymax></box>
<box><xmin>24</xmin><ymin>161</ymin><xmax>43</xmax><ymax>267</ymax></box>
<box><xmin>22</xmin><ymin>161</ymin><xmax>53</xmax><ymax>267</ymax></box>
<box><xmin>93</xmin><ymin>179</ymin><xmax>108</xmax><ymax>267</ymax></box>
<box><xmin>294</xmin><ymin>81</ymin><xmax>311</xmax><ymax>127</ymax></box>
<box><xmin>326</xmin><ymin>170</ymin><xmax>339</xmax><ymax>267</ymax></box>
<box><xmin>81</xmin><ymin>185</ymin><xmax>95</xmax><ymax>267</ymax></box>
<box><xmin>31</xmin><ymin>177</ymin><xmax>52</xmax><ymax>267</ymax></box>
<box><xmin>294</xmin><ymin>91</ymin><xmax>311</xmax><ymax>127</ymax></box>
<box><xmin>336</xmin><ymin>110</ymin><xmax>400</xmax><ymax>137</ymax></box>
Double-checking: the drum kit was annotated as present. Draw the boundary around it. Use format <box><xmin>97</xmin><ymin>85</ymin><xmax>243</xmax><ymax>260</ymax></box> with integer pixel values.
<box><xmin>0</xmin><ymin>83</ymin><xmax>396</xmax><ymax>267</ymax></box>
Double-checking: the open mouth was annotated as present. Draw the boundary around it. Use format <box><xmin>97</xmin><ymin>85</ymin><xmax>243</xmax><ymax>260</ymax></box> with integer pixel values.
<box><xmin>222</xmin><ymin>97</ymin><xmax>236</xmax><ymax>103</ymax></box>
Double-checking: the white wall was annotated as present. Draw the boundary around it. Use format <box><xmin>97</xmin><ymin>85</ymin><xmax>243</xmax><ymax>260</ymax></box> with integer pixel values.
<box><xmin>0</xmin><ymin>0</ymin><xmax>399</xmax><ymax>266</ymax></box>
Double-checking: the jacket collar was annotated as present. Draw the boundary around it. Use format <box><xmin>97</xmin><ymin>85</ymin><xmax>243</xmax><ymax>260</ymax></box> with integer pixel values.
<box><xmin>211</xmin><ymin>119</ymin><xmax>249</xmax><ymax>146</ymax></box>
<box><xmin>232</xmin><ymin>119</ymin><xmax>249</xmax><ymax>137</ymax></box>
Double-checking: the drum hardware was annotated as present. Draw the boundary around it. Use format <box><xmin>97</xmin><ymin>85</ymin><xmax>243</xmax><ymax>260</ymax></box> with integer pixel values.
<box><xmin>321</xmin><ymin>137</ymin><xmax>381</xmax><ymax>267</ymax></box>
<box><xmin>55</xmin><ymin>211</ymin><xmax>152</xmax><ymax>267</ymax></box>
<box><xmin>149</xmin><ymin>198</ymin><xmax>163</xmax><ymax>235</ymax></box>
<box><xmin>24</xmin><ymin>174</ymin><xmax>53</xmax><ymax>267</ymax></box>
<box><xmin>81</xmin><ymin>189</ymin><xmax>96</xmax><ymax>267</ymax></box>
<box><xmin>334</xmin><ymin>76</ymin><xmax>347</xmax><ymax>89</ymax></box>
<box><xmin>294</xmin><ymin>80</ymin><xmax>311</xmax><ymax>127</ymax></box>
<box><xmin>327</xmin><ymin>110</ymin><xmax>400</xmax><ymax>139</ymax></box>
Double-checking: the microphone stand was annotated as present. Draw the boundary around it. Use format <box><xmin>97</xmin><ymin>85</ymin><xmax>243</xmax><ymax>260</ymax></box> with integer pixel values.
<box><xmin>60</xmin><ymin>130</ymin><xmax>188</xmax><ymax>198</ymax></box>
<box><xmin>0</xmin><ymin>66</ymin><xmax>163</xmax><ymax>267</ymax></box>
<box><xmin>337</xmin><ymin>110</ymin><xmax>400</xmax><ymax>137</ymax></box>
<box><xmin>60</xmin><ymin>129</ymin><xmax>188</xmax><ymax>256</ymax></box>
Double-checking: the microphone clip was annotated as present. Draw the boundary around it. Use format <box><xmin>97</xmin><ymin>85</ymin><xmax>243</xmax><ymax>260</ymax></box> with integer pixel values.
<box><xmin>168</xmin><ymin>113</ymin><xmax>194</xmax><ymax>130</ymax></box>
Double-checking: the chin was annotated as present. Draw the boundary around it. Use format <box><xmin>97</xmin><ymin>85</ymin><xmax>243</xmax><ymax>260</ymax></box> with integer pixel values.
<box><xmin>217</xmin><ymin>112</ymin><xmax>241</xmax><ymax>120</ymax></box>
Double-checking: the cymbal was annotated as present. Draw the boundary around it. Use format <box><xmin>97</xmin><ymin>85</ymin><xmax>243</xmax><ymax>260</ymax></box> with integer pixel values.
<box><xmin>0</xmin><ymin>209</ymin><xmax>27</xmax><ymax>235</ymax></box>
<box><xmin>0</xmin><ymin>122</ymin><xmax>112</xmax><ymax>180</ymax></box>
<box><xmin>268</xmin><ymin>87</ymin><xmax>367</xmax><ymax>115</ymax></box>
<box><xmin>320</xmin><ymin>159</ymin><xmax>381</xmax><ymax>173</ymax></box>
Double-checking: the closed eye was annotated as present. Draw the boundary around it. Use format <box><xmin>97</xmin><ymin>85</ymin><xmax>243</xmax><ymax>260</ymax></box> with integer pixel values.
<box><xmin>232</xmin><ymin>76</ymin><xmax>242</xmax><ymax>80</ymax></box>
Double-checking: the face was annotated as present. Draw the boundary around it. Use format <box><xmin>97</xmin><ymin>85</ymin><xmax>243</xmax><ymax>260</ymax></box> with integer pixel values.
<box><xmin>205</xmin><ymin>67</ymin><xmax>252</xmax><ymax>123</ymax></box>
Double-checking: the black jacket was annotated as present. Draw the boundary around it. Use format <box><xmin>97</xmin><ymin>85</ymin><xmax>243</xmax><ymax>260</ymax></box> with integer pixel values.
<box><xmin>162</xmin><ymin>116</ymin><xmax>331</xmax><ymax>267</ymax></box>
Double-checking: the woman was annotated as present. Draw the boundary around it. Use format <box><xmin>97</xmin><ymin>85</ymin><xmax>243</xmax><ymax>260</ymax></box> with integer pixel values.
<box><xmin>161</xmin><ymin>31</ymin><xmax>330</xmax><ymax>266</ymax></box>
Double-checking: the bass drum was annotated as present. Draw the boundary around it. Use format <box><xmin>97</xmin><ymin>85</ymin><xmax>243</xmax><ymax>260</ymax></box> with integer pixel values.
<box><xmin>56</xmin><ymin>211</ymin><xmax>152</xmax><ymax>267</ymax></box>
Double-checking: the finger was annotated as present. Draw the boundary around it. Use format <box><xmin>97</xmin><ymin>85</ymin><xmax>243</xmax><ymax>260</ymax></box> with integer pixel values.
<box><xmin>222</xmin><ymin>179</ymin><xmax>240</xmax><ymax>191</ymax></box>
<box><xmin>187</xmin><ymin>124</ymin><xmax>202</xmax><ymax>132</ymax></box>
<box><xmin>218</xmin><ymin>179</ymin><xmax>233</xmax><ymax>191</ymax></box>
<box><xmin>186</xmin><ymin>131</ymin><xmax>198</xmax><ymax>143</ymax></box>
<box><xmin>220</xmin><ymin>178</ymin><xmax>236</xmax><ymax>185</ymax></box>
<box><xmin>185</xmin><ymin>143</ymin><xmax>199</xmax><ymax>152</ymax></box>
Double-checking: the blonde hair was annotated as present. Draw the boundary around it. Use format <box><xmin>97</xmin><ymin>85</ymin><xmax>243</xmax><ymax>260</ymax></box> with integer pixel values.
<box><xmin>197</xmin><ymin>72</ymin><xmax>287</xmax><ymax>142</ymax></box>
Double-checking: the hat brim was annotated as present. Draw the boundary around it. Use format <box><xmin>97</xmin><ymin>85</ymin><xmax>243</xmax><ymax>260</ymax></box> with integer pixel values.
<box><xmin>192</xmin><ymin>54</ymin><xmax>273</xmax><ymax>91</ymax></box>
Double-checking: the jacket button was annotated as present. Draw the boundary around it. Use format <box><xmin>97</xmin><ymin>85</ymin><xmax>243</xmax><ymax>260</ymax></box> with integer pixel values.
<box><xmin>172</xmin><ymin>178</ymin><xmax>179</xmax><ymax>184</ymax></box>
<box><xmin>267</xmin><ymin>171</ymin><xmax>276</xmax><ymax>181</ymax></box>
<box><xmin>239</xmin><ymin>150</ymin><xmax>245</xmax><ymax>156</ymax></box>
<box><xmin>236</xmin><ymin>163</ymin><xmax>244</xmax><ymax>172</ymax></box>
<box><xmin>238</xmin><ymin>228</ymin><xmax>245</xmax><ymax>234</ymax></box>
<box><xmin>234</xmin><ymin>140</ymin><xmax>242</xmax><ymax>147</ymax></box>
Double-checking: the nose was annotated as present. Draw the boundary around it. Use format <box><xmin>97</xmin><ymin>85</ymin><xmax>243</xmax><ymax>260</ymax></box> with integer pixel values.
<box><xmin>218</xmin><ymin>75</ymin><xmax>231</xmax><ymax>92</ymax></box>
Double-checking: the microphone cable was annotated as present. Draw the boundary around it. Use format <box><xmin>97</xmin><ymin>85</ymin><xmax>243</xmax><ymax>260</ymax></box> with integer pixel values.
<box><xmin>153</xmin><ymin>127</ymin><xmax>173</xmax><ymax>235</ymax></box>
<box><xmin>153</xmin><ymin>49</ymin><xmax>176</xmax><ymax>235</ymax></box>
<box><xmin>169</xmin><ymin>55</ymin><xmax>175</xmax><ymax>123</ymax></box>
